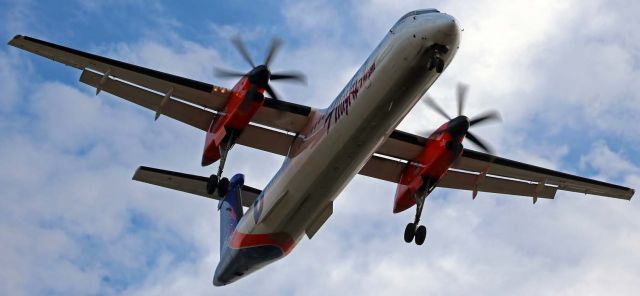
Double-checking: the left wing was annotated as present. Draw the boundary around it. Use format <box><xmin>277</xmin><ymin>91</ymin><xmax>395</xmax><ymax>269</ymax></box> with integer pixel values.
<box><xmin>8</xmin><ymin>35</ymin><xmax>310</xmax><ymax>153</ymax></box>
<box><xmin>360</xmin><ymin>130</ymin><xmax>635</xmax><ymax>201</ymax></box>
<box><xmin>9</xmin><ymin>35</ymin><xmax>228</xmax><ymax>110</ymax></box>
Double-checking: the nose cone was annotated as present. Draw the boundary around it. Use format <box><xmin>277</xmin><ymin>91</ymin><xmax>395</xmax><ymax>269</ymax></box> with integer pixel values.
<box><xmin>430</xmin><ymin>13</ymin><xmax>460</xmax><ymax>45</ymax></box>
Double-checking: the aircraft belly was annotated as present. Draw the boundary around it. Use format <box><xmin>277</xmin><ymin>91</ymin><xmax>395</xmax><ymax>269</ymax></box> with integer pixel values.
<box><xmin>236</xmin><ymin>22</ymin><xmax>458</xmax><ymax>242</ymax></box>
<box><xmin>243</xmin><ymin>59</ymin><xmax>444</xmax><ymax>239</ymax></box>
<box><xmin>284</xmin><ymin>67</ymin><xmax>442</xmax><ymax>235</ymax></box>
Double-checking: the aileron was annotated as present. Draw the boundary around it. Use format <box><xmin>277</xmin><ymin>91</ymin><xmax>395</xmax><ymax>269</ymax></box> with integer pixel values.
<box><xmin>9</xmin><ymin>35</ymin><xmax>229</xmax><ymax>111</ymax></box>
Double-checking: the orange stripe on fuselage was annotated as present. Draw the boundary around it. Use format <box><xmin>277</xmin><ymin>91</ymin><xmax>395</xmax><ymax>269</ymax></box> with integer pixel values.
<box><xmin>228</xmin><ymin>231</ymin><xmax>296</xmax><ymax>255</ymax></box>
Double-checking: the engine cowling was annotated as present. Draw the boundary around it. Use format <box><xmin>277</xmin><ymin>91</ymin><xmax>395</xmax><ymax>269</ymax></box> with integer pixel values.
<box><xmin>393</xmin><ymin>125</ymin><xmax>463</xmax><ymax>213</ymax></box>
<box><xmin>202</xmin><ymin>78</ymin><xmax>266</xmax><ymax>166</ymax></box>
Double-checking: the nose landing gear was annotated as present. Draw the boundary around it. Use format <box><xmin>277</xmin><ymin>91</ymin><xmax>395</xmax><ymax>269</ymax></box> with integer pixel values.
<box><xmin>426</xmin><ymin>44</ymin><xmax>448</xmax><ymax>74</ymax></box>
<box><xmin>427</xmin><ymin>54</ymin><xmax>445</xmax><ymax>73</ymax></box>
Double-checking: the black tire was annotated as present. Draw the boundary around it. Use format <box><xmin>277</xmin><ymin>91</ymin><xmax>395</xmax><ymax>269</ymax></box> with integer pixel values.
<box><xmin>436</xmin><ymin>59</ymin><xmax>445</xmax><ymax>73</ymax></box>
<box><xmin>404</xmin><ymin>223</ymin><xmax>416</xmax><ymax>243</ymax></box>
<box><xmin>427</xmin><ymin>57</ymin><xmax>436</xmax><ymax>71</ymax></box>
<box><xmin>217</xmin><ymin>177</ymin><xmax>230</xmax><ymax>197</ymax></box>
<box><xmin>415</xmin><ymin>225</ymin><xmax>427</xmax><ymax>245</ymax></box>
<box><xmin>206</xmin><ymin>174</ymin><xmax>218</xmax><ymax>195</ymax></box>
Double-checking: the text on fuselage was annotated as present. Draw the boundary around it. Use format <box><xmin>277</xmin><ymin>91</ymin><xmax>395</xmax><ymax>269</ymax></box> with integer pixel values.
<box><xmin>322</xmin><ymin>62</ymin><xmax>377</xmax><ymax>131</ymax></box>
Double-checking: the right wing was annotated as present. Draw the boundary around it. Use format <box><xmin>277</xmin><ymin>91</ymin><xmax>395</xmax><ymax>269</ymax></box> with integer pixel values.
<box><xmin>132</xmin><ymin>166</ymin><xmax>261</xmax><ymax>207</ymax></box>
<box><xmin>8</xmin><ymin>35</ymin><xmax>311</xmax><ymax>155</ymax></box>
<box><xmin>360</xmin><ymin>130</ymin><xmax>634</xmax><ymax>201</ymax></box>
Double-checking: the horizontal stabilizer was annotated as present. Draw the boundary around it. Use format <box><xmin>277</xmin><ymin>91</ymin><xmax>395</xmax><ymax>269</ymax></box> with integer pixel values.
<box><xmin>132</xmin><ymin>166</ymin><xmax>261</xmax><ymax>207</ymax></box>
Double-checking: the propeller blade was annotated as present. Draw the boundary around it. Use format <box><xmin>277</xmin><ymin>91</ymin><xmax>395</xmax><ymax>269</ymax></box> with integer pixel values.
<box><xmin>465</xmin><ymin>131</ymin><xmax>493</xmax><ymax>154</ymax></box>
<box><xmin>270</xmin><ymin>71</ymin><xmax>307</xmax><ymax>84</ymax></box>
<box><xmin>264</xmin><ymin>37</ymin><xmax>283</xmax><ymax>67</ymax></box>
<box><xmin>422</xmin><ymin>95</ymin><xmax>451</xmax><ymax>120</ymax></box>
<box><xmin>265</xmin><ymin>84</ymin><xmax>281</xmax><ymax>101</ymax></box>
<box><xmin>469</xmin><ymin>110</ymin><xmax>501</xmax><ymax>126</ymax></box>
<box><xmin>214</xmin><ymin>67</ymin><xmax>246</xmax><ymax>79</ymax></box>
<box><xmin>457</xmin><ymin>83</ymin><xmax>468</xmax><ymax>116</ymax></box>
<box><xmin>231</xmin><ymin>36</ymin><xmax>256</xmax><ymax>68</ymax></box>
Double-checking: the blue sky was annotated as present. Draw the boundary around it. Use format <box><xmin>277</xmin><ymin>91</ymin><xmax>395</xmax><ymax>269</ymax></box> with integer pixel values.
<box><xmin>1</xmin><ymin>0</ymin><xmax>640</xmax><ymax>295</ymax></box>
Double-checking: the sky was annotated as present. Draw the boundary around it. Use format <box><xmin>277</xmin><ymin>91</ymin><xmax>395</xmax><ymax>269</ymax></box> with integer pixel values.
<box><xmin>1</xmin><ymin>0</ymin><xmax>639</xmax><ymax>295</ymax></box>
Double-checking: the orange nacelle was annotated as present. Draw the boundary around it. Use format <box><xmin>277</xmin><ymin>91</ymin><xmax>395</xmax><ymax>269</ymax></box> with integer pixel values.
<box><xmin>202</xmin><ymin>77</ymin><xmax>266</xmax><ymax>166</ymax></box>
<box><xmin>393</xmin><ymin>124</ymin><xmax>463</xmax><ymax>213</ymax></box>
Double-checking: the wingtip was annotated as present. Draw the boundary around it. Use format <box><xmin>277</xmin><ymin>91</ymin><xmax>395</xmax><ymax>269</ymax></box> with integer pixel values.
<box><xmin>8</xmin><ymin>34</ymin><xmax>23</xmax><ymax>46</ymax></box>
<box><xmin>132</xmin><ymin>166</ymin><xmax>145</xmax><ymax>180</ymax></box>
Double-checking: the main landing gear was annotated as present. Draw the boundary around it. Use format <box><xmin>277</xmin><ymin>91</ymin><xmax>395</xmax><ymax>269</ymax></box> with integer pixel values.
<box><xmin>207</xmin><ymin>174</ymin><xmax>229</xmax><ymax>197</ymax></box>
<box><xmin>206</xmin><ymin>131</ymin><xmax>236</xmax><ymax>197</ymax></box>
<box><xmin>404</xmin><ymin>178</ymin><xmax>436</xmax><ymax>246</ymax></box>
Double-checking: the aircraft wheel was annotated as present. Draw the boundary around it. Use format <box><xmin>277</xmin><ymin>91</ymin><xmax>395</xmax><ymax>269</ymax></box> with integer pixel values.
<box><xmin>415</xmin><ymin>225</ymin><xmax>427</xmax><ymax>245</ymax></box>
<box><xmin>404</xmin><ymin>223</ymin><xmax>416</xmax><ymax>243</ymax></box>
<box><xmin>436</xmin><ymin>58</ymin><xmax>445</xmax><ymax>73</ymax></box>
<box><xmin>217</xmin><ymin>177</ymin><xmax>230</xmax><ymax>197</ymax></box>
<box><xmin>206</xmin><ymin>174</ymin><xmax>218</xmax><ymax>195</ymax></box>
<box><xmin>427</xmin><ymin>57</ymin><xmax>437</xmax><ymax>71</ymax></box>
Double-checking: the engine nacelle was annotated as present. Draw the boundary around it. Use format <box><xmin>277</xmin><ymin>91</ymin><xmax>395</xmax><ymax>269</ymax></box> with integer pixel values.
<box><xmin>202</xmin><ymin>78</ymin><xmax>266</xmax><ymax>166</ymax></box>
<box><xmin>393</xmin><ymin>128</ymin><xmax>463</xmax><ymax>213</ymax></box>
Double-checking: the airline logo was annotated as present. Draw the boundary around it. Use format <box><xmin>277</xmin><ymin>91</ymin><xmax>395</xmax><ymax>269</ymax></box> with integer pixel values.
<box><xmin>323</xmin><ymin>62</ymin><xmax>376</xmax><ymax>131</ymax></box>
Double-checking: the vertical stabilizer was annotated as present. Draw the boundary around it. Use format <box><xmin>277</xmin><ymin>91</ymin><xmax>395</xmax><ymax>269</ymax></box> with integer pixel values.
<box><xmin>218</xmin><ymin>174</ymin><xmax>245</xmax><ymax>256</ymax></box>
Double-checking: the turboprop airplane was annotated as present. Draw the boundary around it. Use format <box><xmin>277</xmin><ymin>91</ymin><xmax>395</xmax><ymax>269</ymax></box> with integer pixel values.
<box><xmin>9</xmin><ymin>9</ymin><xmax>635</xmax><ymax>286</ymax></box>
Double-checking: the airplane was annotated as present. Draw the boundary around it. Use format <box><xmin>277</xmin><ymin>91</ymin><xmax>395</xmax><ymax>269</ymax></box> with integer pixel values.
<box><xmin>8</xmin><ymin>8</ymin><xmax>635</xmax><ymax>286</ymax></box>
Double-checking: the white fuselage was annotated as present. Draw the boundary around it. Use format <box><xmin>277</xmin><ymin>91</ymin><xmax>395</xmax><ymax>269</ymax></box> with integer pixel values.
<box><xmin>237</xmin><ymin>11</ymin><xmax>460</xmax><ymax>252</ymax></box>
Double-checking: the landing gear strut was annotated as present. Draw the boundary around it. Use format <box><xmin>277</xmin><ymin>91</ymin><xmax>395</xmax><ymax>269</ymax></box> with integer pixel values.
<box><xmin>206</xmin><ymin>131</ymin><xmax>236</xmax><ymax>197</ymax></box>
<box><xmin>428</xmin><ymin>53</ymin><xmax>445</xmax><ymax>74</ymax></box>
<box><xmin>404</xmin><ymin>195</ymin><xmax>427</xmax><ymax>245</ymax></box>
<box><xmin>404</xmin><ymin>177</ymin><xmax>436</xmax><ymax>246</ymax></box>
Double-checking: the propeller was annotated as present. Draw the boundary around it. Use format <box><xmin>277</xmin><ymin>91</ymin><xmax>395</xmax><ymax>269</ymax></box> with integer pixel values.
<box><xmin>214</xmin><ymin>36</ymin><xmax>306</xmax><ymax>101</ymax></box>
<box><xmin>420</xmin><ymin>83</ymin><xmax>501</xmax><ymax>153</ymax></box>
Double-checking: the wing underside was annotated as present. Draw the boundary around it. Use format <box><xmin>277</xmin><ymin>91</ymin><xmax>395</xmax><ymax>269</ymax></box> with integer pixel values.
<box><xmin>8</xmin><ymin>35</ymin><xmax>312</xmax><ymax>155</ymax></box>
<box><xmin>362</xmin><ymin>130</ymin><xmax>634</xmax><ymax>201</ymax></box>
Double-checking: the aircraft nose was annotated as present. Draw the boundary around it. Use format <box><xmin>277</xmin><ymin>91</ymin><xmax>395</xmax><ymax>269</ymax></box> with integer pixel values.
<box><xmin>428</xmin><ymin>13</ymin><xmax>460</xmax><ymax>45</ymax></box>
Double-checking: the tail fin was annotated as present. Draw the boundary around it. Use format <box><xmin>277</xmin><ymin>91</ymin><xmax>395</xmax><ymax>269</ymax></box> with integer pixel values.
<box><xmin>219</xmin><ymin>174</ymin><xmax>245</xmax><ymax>255</ymax></box>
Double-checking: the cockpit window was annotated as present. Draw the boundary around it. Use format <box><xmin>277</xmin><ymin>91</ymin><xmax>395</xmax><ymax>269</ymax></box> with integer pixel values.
<box><xmin>391</xmin><ymin>9</ymin><xmax>440</xmax><ymax>33</ymax></box>
<box><xmin>396</xmin><ymin>9</ymin><xmax>440</xmax><ymax>23</ymax></box>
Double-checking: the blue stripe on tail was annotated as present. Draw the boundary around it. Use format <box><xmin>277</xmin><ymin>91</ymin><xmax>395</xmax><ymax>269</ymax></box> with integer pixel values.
<box><xmin>218</xmin><ymin>174</ymin><xmax>244</xmax><ymax>256</ymax></box>
<box><xmin>213</xmin><ymin>173</ymin><xmax>285</xmax><ymax>286</ymax></box>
